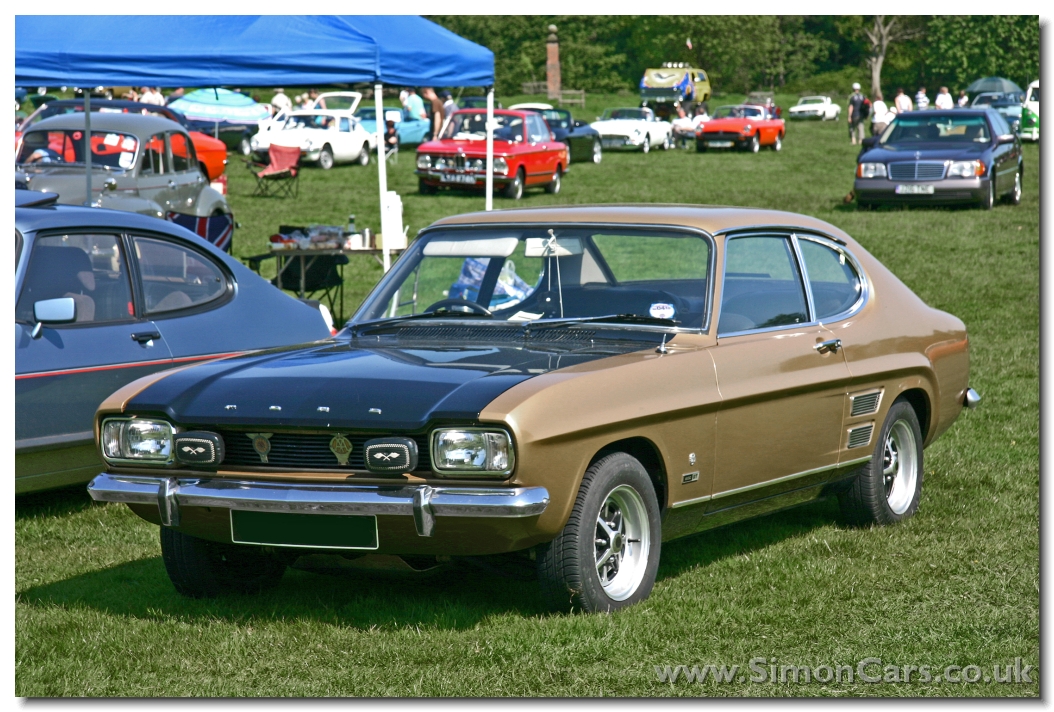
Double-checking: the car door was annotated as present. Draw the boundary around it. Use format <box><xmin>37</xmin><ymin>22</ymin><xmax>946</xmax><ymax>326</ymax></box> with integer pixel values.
<box><xmin>15</xmin><ymin>231</ymin><xmax>174</xmax><ymax>445</ymax></box>
<box><xmin>167</xmin><ymin>130</ymin><xmax>205</xmax><ymax>213</ymax></box>
<box><xmin>135</xmin><ymin>132</ymin><xmax>181</xmax><ymax>214</ymax></box>
<box><xmin>525</xmin><ymin>114</ymin><xmax>557</xmax><ymax>181</ymax></box>
<box><xmin>707</xmin><ymin>233</ymin><xmax>851</xmax><ymax>511</ymax></box>
<box><xmin>987</xmin><ymin>111</ymin><xmax>1017</xmax><ymax>195</ymax></box>
<box><xmin>128</xmin><ymin>232</ymin><xmax>242</xmax><ymax>359</ymax></box>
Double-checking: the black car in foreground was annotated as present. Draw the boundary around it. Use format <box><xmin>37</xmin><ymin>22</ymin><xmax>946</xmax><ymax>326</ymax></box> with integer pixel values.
<box><xmin>854</xmin><ymin>109</ymin><xmax>1022</xmax><ymax>210</ymax></box>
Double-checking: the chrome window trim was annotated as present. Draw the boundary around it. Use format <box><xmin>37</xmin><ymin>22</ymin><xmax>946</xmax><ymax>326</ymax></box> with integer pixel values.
<box><xmin>354</xmin><ymin>221</ymin><xmax>717</xmax><ymax>335</ymax></box>
<box><xmin>715</xmin><ymin>228</ymin><xmax>869</xmax><ymax>338</ymax></box>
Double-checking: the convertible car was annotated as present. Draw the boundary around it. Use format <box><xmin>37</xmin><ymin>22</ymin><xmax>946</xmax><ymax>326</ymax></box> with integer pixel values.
<box><xmin>788</xmin><ymin>96</ymin><xmax>841</xmax><ymax>121</ymax></box>
<box><xmin>15</xmin><ymin>192</ymin><xmax>331</xmax><ymax>493</ymax></box>
<box><xmin>415</xmin><ymin>109</ymin><xmax>568</xmax><ymax>199</ymax></box>
<box><xmin>510</xmin><ymin>103</ymin><xmax>602</xmax><ymax>164</ymax></box>
<box><xmin>87</xmin><ymin>204</ymin><xmax>978</xmax><ymax>612</ymax></box>
<box><xmin>590</xmin><ymin>107</ymin><xmax>673</xmax><ymax>153</ymax></box>
<box><xmin>696</xmin><ymin>104</ymin><xmax>786</xmax><ymax>152</ymax></box>
<box><xmin>250</xmin><ymin>108</ymin><xmax>376</xmax><ymax>169</ymax></box>
<box><xmin>854</xmin><ymin>109</ymin><xmax>1022</xmax><ymax>209</ymax></box>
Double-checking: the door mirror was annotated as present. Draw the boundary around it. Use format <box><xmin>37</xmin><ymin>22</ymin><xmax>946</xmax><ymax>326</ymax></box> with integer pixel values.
<box><xmin>31</xmin><ymin>297</ymin><xmax>76</xmax><ymax>338</ymax></box>
<box><xmin>997</xmin><ymin>133</ymin><xmax>1017</xmax><ymax>145</ymax></box>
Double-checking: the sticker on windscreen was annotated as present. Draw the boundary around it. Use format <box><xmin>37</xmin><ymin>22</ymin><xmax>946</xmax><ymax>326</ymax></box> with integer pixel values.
<box><xmin>649</xmin><ymin>303</ymin><xmax>675</xmax><ymax>319</ymax></box>
<box><xmin>118</xmin><ymin>152</ymin><xmax>135</xmax><ymax>169</ymax></box>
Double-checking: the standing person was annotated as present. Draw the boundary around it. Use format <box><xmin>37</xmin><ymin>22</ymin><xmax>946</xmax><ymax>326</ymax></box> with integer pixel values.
<box><xmin>935</xmin><ymin>86</ymin><xmax>954</xmax><ymax>110</ymax></box>
<box><xmin>847</xmin><ymin>82</ymin><xmax>867</xmax><ymax>145</ymax></box>
<box><xmin>422</xmin><ymin>88</ymin><xmax>444</xmax><ymax>139</ymax></box>
<box><xmin>441</xmin><ymin>91</ymin><xmax>457</xmax><ymax>120</ymax></box>
<box><xmin>271</xmin><ymin>88</ymin><xmax>292</xmax><ymax>114</ymax></box>
<box><xmin>957</xmin><ymin>89</ymin><xmax>969</xmax><ymax>108</ymax></box>
<box><xmin>139</xmin><ymin>87</ymin><xmax>163</xmax><ymax>106</ymax></box>
<box><xmin>404</xmin><ymin>87</ymin><xmax>427</xmax><ymax>122</ymax></box>
<box><xmin>870</xmin><ymin>91</ymin><xmax>893</xmax><ymax>136</ymax></box>
<box><xmin>894</xmin><ymin>87</ymin><xmax>913</xmax><ymax>114</ymax></box>
<box><xmin>915</xmin><ymin>87</ymin><xmax>930</xmax><ymax>110</ymax></box>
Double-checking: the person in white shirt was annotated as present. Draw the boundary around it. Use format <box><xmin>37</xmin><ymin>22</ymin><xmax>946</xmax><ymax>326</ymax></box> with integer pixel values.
<box><xmin>271</xmin><ymin>88</ymin><xmax>292</xmax><ymax>114</ymax></box>
<box><xmin>139</xmin><ymin>87</ymin><xmax>165</xmax><ymax>106</ymax></box>
<box><xmin>670</xmin><ymin>103</ymin><xmax>695</xmax><ymax>147</ymax></box>
<box><xmin>893</xmin><ymin>87</ymin><xmax>913</xmax><ymax>114</ymax></box>
<box><xmin>915</xmin><ymin>87</ymin><xmax>930</xmax><ymax>110</ymax></box>
<box><xmin>934</xmin><ymin>86</ymin><xmax>954</xmax><ymax>110</ymax></box>
<box><xmin>870</xmin><ymin>91</ymin><xmax>893</xmax><ymax>135</ymax></box>
<box><xmin>957</xmin><ymin>90</ymin><xmax>969</xmax><ymax>108</ymax></box>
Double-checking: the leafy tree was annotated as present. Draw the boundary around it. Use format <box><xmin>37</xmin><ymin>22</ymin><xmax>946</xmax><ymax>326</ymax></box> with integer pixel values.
<box><xmin>925</xmin><ymin>15</ymin><xmax>1039</xmax><ymax>90</ymax></box>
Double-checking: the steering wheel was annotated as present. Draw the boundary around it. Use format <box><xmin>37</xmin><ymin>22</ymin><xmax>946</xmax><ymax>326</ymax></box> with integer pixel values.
<box><xmin>424</xmin><ymin>298</ymin><xmax>492</xmax><ymax>316</ymax></box>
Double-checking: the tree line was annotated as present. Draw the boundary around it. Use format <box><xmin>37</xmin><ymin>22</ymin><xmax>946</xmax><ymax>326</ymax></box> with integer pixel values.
<box><xmin>429</xmin><ymin>16</ymin><xmax>1039</xmax><ymax>97</ymax></box>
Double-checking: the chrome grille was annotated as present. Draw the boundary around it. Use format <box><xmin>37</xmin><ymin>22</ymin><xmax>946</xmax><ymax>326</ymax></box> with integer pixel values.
<box><xmin>217</xmin><ymin>430</ymin><xmax>432</xmax><ymax>471</ymax></box>
<box><xmin>850</xmin><ymin>391</ymin><xmax>882</xmax><ymax>417</ymax></box>
<box><xmin>847</xmin><ymin>424</ymin><xmax>875</xmax><ymax>449</ymax></box>
<box><xmin>454</xmin><ymin>154</ymin><xmax>466</xmax><ymax>171</ymax></box>
<box><xmin>889</xmin><ymin>162</ymin><xmax>946</xmax><ymax>181</ymax></box>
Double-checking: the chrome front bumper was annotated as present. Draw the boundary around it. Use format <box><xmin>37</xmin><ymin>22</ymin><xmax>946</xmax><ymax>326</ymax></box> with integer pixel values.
<box><xmin>88</xmin><ymin>473</ymin><xmax>549</xmax><ymax>538</ymax></box>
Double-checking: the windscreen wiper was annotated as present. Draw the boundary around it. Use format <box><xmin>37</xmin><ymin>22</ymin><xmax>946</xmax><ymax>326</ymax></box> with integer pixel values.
<box><xmin>526</xmin><ymin>314</ymin><xmax>680</xmax><ymax>330</ymax></box>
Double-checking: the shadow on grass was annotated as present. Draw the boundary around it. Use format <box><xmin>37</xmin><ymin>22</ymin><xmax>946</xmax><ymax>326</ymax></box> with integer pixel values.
<box><xmin>16</xmin><ymin>485</ymin><xmax>99</xmax><ymax>522</ymax></box>
<box><xmin>18</xmin><ymin>497</ymin><xmax>842</xmax><ymax>627</ymax></box>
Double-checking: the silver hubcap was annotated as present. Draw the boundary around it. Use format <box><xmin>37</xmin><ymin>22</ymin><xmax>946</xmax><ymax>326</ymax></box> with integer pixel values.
<box><xmin>593</xmin><ymin>141</ymin><xmax>602</xmax><ymax>163</ymax></box>
<box><xmin>642</xmin><ymin>138</ymin><xmax>649</xmax><ymax>153</ymax></box>
<box><xmin>1015</xmin><ymin>172</ymin><xmax>1021</xmax><ymax>200</ymax></box>
<box><xmin>595</xmin><ymin>485</ymin><xmax>650</xmax><ymax>601</ymax></box>
<box><xmin>883</xmin><ymin>420</ymin><xmax>918</xmax><ymax>514</ymax></box>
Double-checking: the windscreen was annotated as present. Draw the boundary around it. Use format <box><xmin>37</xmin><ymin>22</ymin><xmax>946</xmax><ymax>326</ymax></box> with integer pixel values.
<box><xmin>880</xmin><ymin>114</ymin><xmax>991</xmax><ymax>144</ymax></box>
<box><xmin>354</xmin><ymin>228</ymin><xmax>712</xmax><ymax>328</ymax></box>
<box><xmin>441</xmin><ymin>113</ymin><xmax>524</xmax><ymax>142</ymax></box>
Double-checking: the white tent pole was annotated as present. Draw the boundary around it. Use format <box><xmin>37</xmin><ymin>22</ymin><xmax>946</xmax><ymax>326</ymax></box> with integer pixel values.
<box><xmin>374</xmin><ymin>82</ymin><xmax>391</xmax><ymax>272</ymax></box>
<box><xmin>485</xmin><ymin>86</ymin><xmax>494</xmax><ymax>212</ymax></box>
<box><xmin>84</xmin><ymin>92</ymin><xmax>92</xmax><ymax>206</ymax></box>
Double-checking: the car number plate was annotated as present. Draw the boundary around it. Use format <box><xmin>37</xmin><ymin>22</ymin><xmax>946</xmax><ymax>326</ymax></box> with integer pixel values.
<box><xmin>230</xmin><ymin>510</ymin><xmax>378</xmax><ymax>550</ymax></box>
<box><xmin>707</xmin><ymin>140</ymin><xmax>733</xmax><ymax>148</ymax></box>
<box><xmin>602</xmin><ymin>139</ymin><xmax>623</xmax><ymax>148</ymax></box>
<box><xmin>895</xmin><ymin>184</ymin><xmax>935</xmax><ymax>195</ymax></box>
<box><xmin>440</xmin><ymin>174</ymin><xmax>477</xmax><ymax>184</ymax></box>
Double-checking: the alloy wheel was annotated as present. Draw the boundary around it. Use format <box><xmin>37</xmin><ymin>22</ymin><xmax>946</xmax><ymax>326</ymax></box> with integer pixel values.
<box><xmin>592</xmin><ymin>139</ymin><xmax>602</xmax><ymax>164</ymax></box>
<box><xmin>595</xmin><ymin>485</ymin><xmax>651</xmax><ymax>601</ymax></box>
<box><xmin>883</xmin><ymin>419</ymin><xmax>918</xmax><ymax>515</ymax></box>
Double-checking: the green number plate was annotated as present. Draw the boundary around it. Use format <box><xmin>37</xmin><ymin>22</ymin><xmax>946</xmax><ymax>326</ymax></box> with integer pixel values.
<box><xmin>230</xmin><ymin>510</ymin><xmax>378</xmax><ymax>550</ymax></box>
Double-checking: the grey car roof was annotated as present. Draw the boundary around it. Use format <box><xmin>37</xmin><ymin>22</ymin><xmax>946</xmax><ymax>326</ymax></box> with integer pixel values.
<box><xmin>24</xmin><ymin>112</ymin><xmax>184</xmax><ymax>137</ymax></box>
<box><xmin>15</xmin><ymin>197</ymin><xmax>190</xmax><ymax>237</ymax></box>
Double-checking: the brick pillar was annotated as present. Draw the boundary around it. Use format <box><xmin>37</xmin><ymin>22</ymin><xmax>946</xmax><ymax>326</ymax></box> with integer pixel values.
<box><xmin>546</xmin><ymin>25</ymin><xmax>561</xmax><ymax>101</ymax></box>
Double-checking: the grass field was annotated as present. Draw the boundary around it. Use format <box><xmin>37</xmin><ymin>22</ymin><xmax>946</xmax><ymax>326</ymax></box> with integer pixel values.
<box><xmin>15</xmin><ymin>93</ymin><xmax>1039</xmax><ymax>696</ymax></box>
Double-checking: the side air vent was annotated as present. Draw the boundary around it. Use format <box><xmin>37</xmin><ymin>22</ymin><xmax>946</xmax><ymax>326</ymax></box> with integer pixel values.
<box><xmin>850</xmin><ymin>390</ymin><xmax>882</xmax><ymax>417</ymax></box>
<box><xmin>847</xmin><ymin>424</ymin><xmax>875</xmax><ymax>449</ymax></box>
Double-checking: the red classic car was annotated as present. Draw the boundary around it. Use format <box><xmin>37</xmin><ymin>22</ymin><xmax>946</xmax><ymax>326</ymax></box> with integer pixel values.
<box><xmin>696</xmin><ymin>104</ymin><xmax>786</xmax><ymax>153</ymax></box>
<box><xmin>415</xmin><ymin>109</ymin><xmax>569</xmax><ymax>199</ymax></box>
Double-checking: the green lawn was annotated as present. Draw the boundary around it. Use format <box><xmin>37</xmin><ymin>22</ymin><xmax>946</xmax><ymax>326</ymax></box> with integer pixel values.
<box><xmin>16</xmin><ymin>93</ymin><xmax>1039</xmax><ymax>696</ymax></box>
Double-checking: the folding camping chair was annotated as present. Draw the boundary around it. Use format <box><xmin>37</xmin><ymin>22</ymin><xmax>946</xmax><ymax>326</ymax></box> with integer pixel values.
<box><xmin>245</xmin><ymin>144</ymin><xmax>300</xmax><ymax>198</ymax></box>
<box><xmin>246</xmin><ymin>248</ymin><xmax>348</xmax><ymax>324</ymax></box>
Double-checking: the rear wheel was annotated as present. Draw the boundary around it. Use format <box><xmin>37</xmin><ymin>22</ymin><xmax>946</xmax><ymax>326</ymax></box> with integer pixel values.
<box><xmin>536</xmin><ymin>452</ymin><xmax>661</xmax><ymax>613</ymax></box>
<box><xmin>318</xmin><ymin>145</ymin><xmax>335</xmax><ymax>170</ymax></box>
<box><xmin>504</xmin><ymin>168</ymin><xmax>525</xmax><ymax>200</ymax></box>
<box><xmin>839</xmin><ymin>399</ymin><xmax>923</xmax><ymax>526</ymax></box>
<box><xmin>545</xmin><ymin>166</ymin><xmax>562</xmax><ymax>194</ymax></box>
<box><xmin>357</xmin><ymin>143</ymin><xmax>370</xmax><ymax>166</ymax></box>
<box><xmin>238</xmin><ymin>136</ymin><xmax>252</xmax><ymax>156</ymax></box>
<box><xmin>592</xmin><ymin>139</ymin><xmax>602</xmax><ymax>164</ymax></box>
<box><xmin>773</xmin><ymin>134</ymin><xmax>782</xmax><ymax>152</ymax></box>
<box><xmin>661</xmin><ymin>133</ymin><xmax>672</xmax><ymax>150</ymax></box>
<box><xmin>1006</xmin><ymin>169</ymin><xmax>1022</xmax><ymax>205</ymax></box>
<box><xmin>160</xmin><ymin>528</ymin><xmax>286</xmax><ymax>598</ymax></box>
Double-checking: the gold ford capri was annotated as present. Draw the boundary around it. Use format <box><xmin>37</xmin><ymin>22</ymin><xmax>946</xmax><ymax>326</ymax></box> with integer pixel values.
<box><xmin>88</xmin><ymin>205</ymin><xmax>979</xmax><ymax>612</ymax></box>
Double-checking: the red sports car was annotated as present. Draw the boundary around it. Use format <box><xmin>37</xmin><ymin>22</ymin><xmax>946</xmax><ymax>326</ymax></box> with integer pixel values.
<box><xmin>415</xmin><ymin>109</ymin><xmax>569</xmax><ymax>199</ymax></box>
<box><xmin>696</xmin><ymin>104</ymin><xmax>785</xmax><ymax>153</ymax></box>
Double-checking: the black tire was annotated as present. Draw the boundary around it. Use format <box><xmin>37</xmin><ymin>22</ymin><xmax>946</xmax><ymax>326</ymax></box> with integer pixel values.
<box><xmin>979</xmin><ymin>177</ymin><xmax>994</xmax><ymax>210</ymax></box>
<box><xmin>536</xmin><ymin>452</ymin><xmax>661</xmax><ymax>613</ymax></box>
<box><xmin>592</xmin><ymin>139</ymin><xmax>603</xmax><ymax>164</ymax></box>
<box><xmin>839</xmin><ymin>399</ymin><xmax>924</xmax><ymax>527</ymax></box>
<box><xmin>545</xmin><ymin>166</ymin><xmax>562</xmax><ymax>194</ymax></box>
<box><xmin>641</xmin><ymin>136</ymin><xmax>650</xmax><ymax>154</ymax></box>
<box><xmin>1006</xmin><ymin>168</ymin><xmax>1022</xmax><ymax>205</ymax></box>
<box><xmin>318</xmin><ymin>145</ymin><xmax>335</xmax><ymax>170</ymax></box>
<box><xmin>504</xmin><ymin>168</ymin><xmax>525</xmax><ymax>200</ymax></box>
<box><xmin>160</xmin><ymin>527</ymin><xmax>286</xmax><ymax>598</ymax></box>
<box><xmin>695</xmin><ymin>139</ymin><xmax>707</xmax><ymax>153</ymax></box>
<box><xmin>357</xmin><ymin>143</ymin><xmax>370</xmax><ymax>166</ymax></box>
<box><xmin>418</xmin><ymin>178</ymin><xmax>437</xmax><ymax>195</ymax></box>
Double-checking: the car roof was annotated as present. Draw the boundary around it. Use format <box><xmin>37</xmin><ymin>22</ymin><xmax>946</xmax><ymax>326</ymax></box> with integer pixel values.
<box><xmin>15</xmin><ymin>199</ymin><xmax>194</xmax><ymax>237</ymax></box>
<box><xmin>26</xmin><ymin>111</ymin><xmax>183</xmax><ymax>135</ymax></box>
<box><xmin>509</xmin><ymin>103</ymin><xmax>555</xmax><ymax>110</ymax></box>
<box><xmin>428</xmin><ymin>204</ymin><xmax>855</xmax><ymax>245</ymax></box>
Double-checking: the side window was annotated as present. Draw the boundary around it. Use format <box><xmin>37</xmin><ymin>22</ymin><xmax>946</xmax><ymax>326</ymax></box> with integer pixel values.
<box><xmin>719</xmin><ymin>236</ymin><xmax>808</xmax><ymax>335</ymax></box>
<box><xmin>141</xmin><ymin>133</ymin><xmax>166</xmax><ymax>175</ymax></box>
<box><xmin>339</xmin><ymin>117</ymin><xmax>351</xmax><ymax>132</ymax></box>
<box><xmin>527</xmin><ymin>115</ymin><xmax>549</xmax><ymax>143</ymax></box>
<box><xmin>990</xmin><ymin>112</ymin><xmax>1010</xmax><ymax>137</ymax></box>
<box><xmin>132</xmin><ymin>236</ymin><xmax>227</xmax><ymax>314</ymax></box>
<box><xmin>168</xmin><ymin>132</ymin><xmax>197</xmax><ymax>172</ymax></box>
<box><xmin>799</xmin><ymin>239</ymin><xmax>863</xmax><ymax>321</ymax></box>
<box><xmin>16</xmin><ymin>234</ymin><xmax>134</xmax><ymax>324</ymax></box>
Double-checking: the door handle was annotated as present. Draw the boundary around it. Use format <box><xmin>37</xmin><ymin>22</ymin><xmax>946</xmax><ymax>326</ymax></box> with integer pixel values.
<box><xmin>814</xmin><ymin>338</ymin><xmax>842</xmax><ymax>354</ymax></box>
<box><xmin>131</xmin><ymin>331</ymin><xmax>161</xmax><ymax>344</ymax></box>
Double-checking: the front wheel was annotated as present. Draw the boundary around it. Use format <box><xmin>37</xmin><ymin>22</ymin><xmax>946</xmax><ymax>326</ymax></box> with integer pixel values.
<box><xmin>839</xmin><ymin>399</ymin><xmax>923</xmax><ymax>526</ymax></box>
<box><xmin>641</xmin><ymin>136</ymin><xmax>650</xmax><ymax>154</ymax></box>
<box><xmin>695</xmin><ymin>139</ymin><xmax>707</xmax><ymax>153</ymax></box>
<box><xmin>592</xmin><ymin>138</ymin><xmax>603</xmax><ymax>164</ymax></box>
<box><xmin>238</xmin><ymin>137</ymin><xmax>252</xmax><ymax>156</ymax></box>
<box><xmin>979</xmin><ymin>177</ymin><xmax>994</xmax><ymax>210</ymax></box>
<box><xmin>536</xmin><ymin>452</ymin><xmax>661</xmax><ymax>612</ymax></box>
<box><xmin>160</xmin><ymin>528</ymin><xmax>286</xmax><ymax>598</ymax></box>
<box><xmin>545</xmin><ymin>166</ymin><xmax>562</xmax><ymax>194</ymax></box>
<box><xmin>318</xmin><ymin>145</ymin><xmax>335</xmax><ymax>170</ymax></box>
<box><xmin>418</xmin><ymin>178</ymin><xmax>437</xmax><ymax>195</ymax></box>
<box><xmin>661</xmin><ymin>133</ymin><xmax>672</xmax><ymax>150</ymax></box>
<box><xmin>504</xmin><ymin>169</ymin><xmax>525</xmax><ymax>200</ymax></box>
<box><xmin>747</xmin><ymin>134</ymin><xmax>760</xmax><ymax>153</ymax></box>
<box><xmin>357</xmin><ymin>143</ymin><xmax>370</xmax><ymax>166</ymax></box>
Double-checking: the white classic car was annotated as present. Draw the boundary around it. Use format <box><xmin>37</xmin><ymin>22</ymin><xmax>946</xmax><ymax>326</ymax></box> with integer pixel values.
<box><xmin>249</xmin><ymin>92</ymin><xmax>376</xmax><ymax>169</ymax></box>
<box><xmin>589</xmin><ymin>107</ymin><xmax>672</xmax><ymax>153</ymax></box>
<box><xmin>788</xmin><ymin>96</ymin><xmax>841</xmax><ymax>121</ymax></box>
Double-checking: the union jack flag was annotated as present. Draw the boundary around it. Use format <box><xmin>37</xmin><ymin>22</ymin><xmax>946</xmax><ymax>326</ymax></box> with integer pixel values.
<box><xmin>165</xmin><ymin>212</ymin><xmax>234</xmax><ymax>253</ymax></box>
